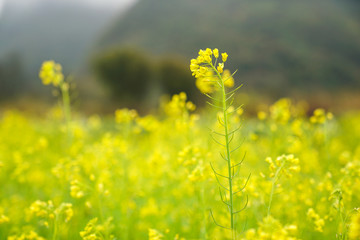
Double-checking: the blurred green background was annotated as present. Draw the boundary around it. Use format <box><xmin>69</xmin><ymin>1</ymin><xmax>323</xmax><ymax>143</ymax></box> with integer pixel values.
<box><xmin>0</xmin><ymin>0</ymin><xmax>359</xmax><ymax>114</ymax></box>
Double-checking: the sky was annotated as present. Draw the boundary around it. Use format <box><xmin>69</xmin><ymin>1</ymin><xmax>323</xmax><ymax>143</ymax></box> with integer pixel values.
<box><xmin>0</xmin><ymin>0</ymin><xmax>136</xmax><ymax>16</ymax></box>
<box><xmin>0</xmin><ymin>0</ymin><xmax>3</xmax><ymax>15</ymax></box>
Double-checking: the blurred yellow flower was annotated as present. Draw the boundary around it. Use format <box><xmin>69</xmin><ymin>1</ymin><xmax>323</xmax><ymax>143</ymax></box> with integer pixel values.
<box><xmin>222</xmin><ymin>52</ymin><xmax>228</xmax><ymax>62</ymax></box>
<box><xmin>39</xmin><ymin>60</ymin><xmax>64</xmax><ymax>87</ymax></box>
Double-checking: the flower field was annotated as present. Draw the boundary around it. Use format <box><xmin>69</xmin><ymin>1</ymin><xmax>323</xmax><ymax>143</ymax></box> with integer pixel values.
<box><xmin>0</xmin><ymin>49</ymin><xmax>359</xmax><ymax>239</ymax></box>
<box><xmin>1</xmin><ymin>96</ymin><xmax>359</xmax><ymax>239</ymax></box>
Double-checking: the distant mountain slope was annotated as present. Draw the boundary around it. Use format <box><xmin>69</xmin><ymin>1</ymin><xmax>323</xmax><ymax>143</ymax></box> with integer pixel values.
<box><xmin>0</xmin><ymin>0</ymin><xmax>127</xmax><ymax>86</ymax></box>
<box><xmin>98</xmin><ymin>0</ymin><xmax>360</xmax><ymax>92</ymax></box>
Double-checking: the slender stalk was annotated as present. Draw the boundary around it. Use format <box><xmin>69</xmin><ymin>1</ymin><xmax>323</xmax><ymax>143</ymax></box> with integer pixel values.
<box><xmin>61</xmin><ymin>83</ymin><xmax>71</xmax><ymax>132</ymax></box>
<box><xmin>200</xmin><ymin>185</ymin><xmax>207</xmax><ymax>239</ymax></box>
<box><xmin>222</xmin><ymin>76</ymin><xmax>235</xmax><ymax>238</ymax></box>
<box><xmin>267</xmin><ymin>162</ymin><xmax>284</xmax><ymax>217</ymax></box>
<box><xmin>60</xmin><ymin>83</ymin><xmax>72</xmax><ymax>145</ymax></box>
<box><xmin>337</xmin><ymin>197</ymin><xmax>345</xmax><ymax>240</ymax></box>
<box><xmin>211</xmin><ymin>64</ymin><xmax>235</xmax><ymax>238</ymax></box>
<box><xmin>195</xmin><ymin>51</ymin><xmax>247</xmax><ymax>239</ymax></box>
<box><xmin>52</xmin><ymin>214</ymin><xmax>58</xmax><ymax>240</ymax></box>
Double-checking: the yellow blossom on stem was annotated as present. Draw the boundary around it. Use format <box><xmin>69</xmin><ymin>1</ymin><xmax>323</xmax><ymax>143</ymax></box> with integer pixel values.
<box><xmin>222</xmin><ymin>69</ymin><xmax>234</xmax><ymax>88</ymax></box>
<box><xmin>213</xmin><ymin>48</ymin><xmax>219</xmax><ymax>58</ymax></box>
<box><xmin>307</xmin><ymin>208</ymin><xmax>325</xmax><ymax>232</ymax></box>
<box><xmin>217</xmin><ymin>63</ymin><xmax>224</xmax><ymax>73</ymax></box>
<box><xmin>39</xmin><ymin>61</ymin><xmax>64</xmax><ymax>87</ymax></box>
<box><xmin>222</xmin><ymin>52</ymin><xmax>228</xmax><ymax>62</ymax></box>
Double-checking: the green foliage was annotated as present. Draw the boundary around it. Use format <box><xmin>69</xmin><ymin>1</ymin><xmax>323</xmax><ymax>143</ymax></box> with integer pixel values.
<box><xmin>157</xmin><ymin>56</ymin><xmax>200</xmax><ymax>101</ymax></box>
<box><xmin>92</xmin><ymin>48</ymin><xmax>154</xmax><ymax>102</ymax></box>
<box><xmin>0</xmin><ymin>53</ymin><xmax>25</xmax><ymax>100</ymax></box>
<box><xmin>92</xmin><ymin>48</ymin><xmax>202</xmax><ymax>105</ymax></box>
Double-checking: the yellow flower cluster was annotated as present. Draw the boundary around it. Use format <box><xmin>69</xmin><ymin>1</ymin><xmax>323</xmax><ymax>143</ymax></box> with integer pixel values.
<box><xmin>243</xmin><ymin>216</ymin><xmax>299</xmax><ymax>240</ymax></box>
<box><xmin>148</xmin><ymin>228</ymin><xmax>164</xmax><ymax>240</ymax></box>
<box><xmin>177</xmin><ymin>146</ymin><xmax>211</xmax><ymax>183</ymax></box>
<box><xmin>310</xmin><ymin>108</ymin><xmax>333</xmax><ymax>124</ymax></box>
<box><xmin>341</xmin><ymin>161</ymin><xmax>360</xmax><ymax>178</ymax></box>
<box><xmin>28</xmin><ymin>200</ymin><xmax>73</xmax><ymax>226</ymax></box>
<box><xmin>80</xmin><ymin>217</ymin><xmax>114</xmax><ymax>240</ymax></box>
<box><xmin>266</xmin><ymin>154</ymin><xmax>300</xmax><ymax>178</ymax></box>
<box><xmin>39</xmin><ymin>61</ymin><xmax>64</xmax><ymax>87</ymax></box>
<box><xmin>307</xmin><ymin>208</ymin><xmax>325</xmax><ymax>232</ymax></box>
<box><xmin>80</xmin><ymin>218</ymin><xmax>101</xmax><ymax>240</ymax></box>
<box><xmin>55</xmin><ymin>203</ymin><xmax>74</xmax><ymax>223</ymax></box>
<box><xmin>29</xmin><ymin>200</ymin><xmax>53</xmax><ymax>219</ymax></box>
<box><xmin>195</xmin><ymin>69</ymin><xmax>217</xmax><ymax>93</ymax></box>
<box><xmin>70</xmin><ymin>179</ymin><xmax>85</xmax><ymax>198</ymax></box>
<box><xmin>222</xmin><ymin>69</ymin><xmax>235</xmax><ymax>88</ymax></box>
<box><xmin>0</xmin><ymin>214</ymin><xmax>9</xmax><ymax>224</ymax></box>
<box><xmin>115</xmin><ymin>108</ymin><xmax>138</xmax><ymax>124</ymax></box>
<box><xmin>188</xmin><ymin>160</ymin><xmax>206</xmax><ymax>182</ymax></box>
<box><xmin>270</xmin><ymin>98</ymin><xmax>292</xmax><ymax>124</ymax></box>
<box><xmin>8</xmin><ymin>230</ymin><xmax>45</xmax><ymax>240</ymax></box>
<box><xmin>163</xmin><ymin>92</ymin><xmax>195</xmax><ymax>117</ymax></box>
<box><xmin>349</xmin><ymin>211</ymin><xmax>360</xmax><ymax>240</ymax></box>
<box><xmin>1</xmin><ymin>94</ymin><xmax>360</xmax><ymax>239</ymax></box>
<box><xmin>190</xmin><ymin>48</ymin><xmax>233</xmax><ymax>93</ymax></box>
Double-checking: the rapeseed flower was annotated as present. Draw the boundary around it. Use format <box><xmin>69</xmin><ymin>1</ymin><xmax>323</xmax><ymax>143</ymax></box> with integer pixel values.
<box><xmin>190</xmin><ymin>48</ymin><xmax>231</xmax><ymax>93</ymax></box>
<box><xmin>148</xmin><ymin>228</ymin><xmax>164</xmax><ymax>240</ymax></box>
<box><xmin>39</xmin><ymin>61</ymin><xmax>64</xmax><ymax>86</ymax></box>
<box><xmin>349</xmin><ymin>211</ymin><xmax>360</xmax><ymax>240</ymax></box>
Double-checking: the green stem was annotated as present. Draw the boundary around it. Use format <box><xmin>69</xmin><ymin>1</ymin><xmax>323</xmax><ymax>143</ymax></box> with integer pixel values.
<box><xmin>52</xmin><ymin>215</ymin><xmax>58</xmax><ymax>240</ymax></box>
<box><xmin>338</xmin><ymin>198</ymin><xmax>345</xmax><ymax>240</ymax></box>
<box><xmin>97</xmin><ymin>195</ymin><xmax>109</xmax><ymax>240</ymax></box>
<box><xmin>61</xmin><ymin>83</ymin><xmax>71</xmax><ymax>133</ymax></box>
<box><xmin>222</xmin><ymin>79</ymin><xmax>235</xmax><ymax>238</ymax></box>
<box><xmin>267</xmin><ymin>162</ymin><xmax>284</xmax><ymax>217</ymax></box>
<box><xmin>211</xmin><ymin>64</ymin><xmax>235</xmax><ymax>239</ymax></box>
<box><xmin>200</xmin><ymin>185</ymin><xmax>207</xmax><ymax>239</ymax></box>
<box><xmin>98</xmin><ymin>194</ymin><xmax>105</xmax><ymax>223</ymax></box>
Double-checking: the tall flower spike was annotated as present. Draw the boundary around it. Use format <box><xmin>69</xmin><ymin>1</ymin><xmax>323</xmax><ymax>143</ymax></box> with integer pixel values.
<box><xmin>190</xmin><ymin>48</ymin><xmax>248</xmax><ymax>239</ymax></box>
<box><xmin>39</xmin><ymin>61</ymin><xmax>72</xmax><ymax>137</ymax></box>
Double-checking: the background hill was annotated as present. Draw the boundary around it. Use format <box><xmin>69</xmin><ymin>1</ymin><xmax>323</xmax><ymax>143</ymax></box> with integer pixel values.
<box><xmin>97</xmin><ymin>0</ymin><xmax>360</xmax><ymax>95</ymax></box>
<box><xmin>1</xmin><ymin>0</ymin><xmax>360</xmax><ymax>112</ymax></box>
<box><xmin>0</xmin><ymin>0</ymin><xmax>134</xmax><ymax>93</ymax></box>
